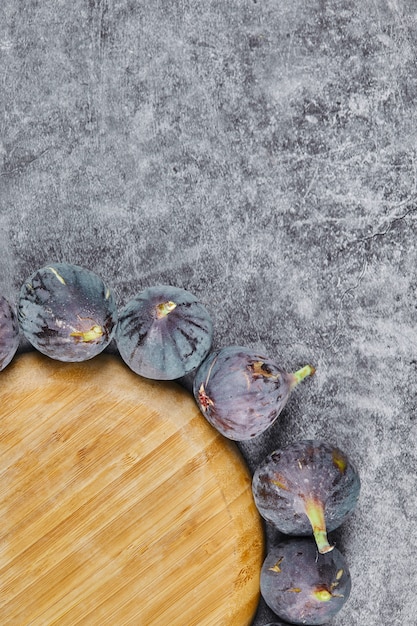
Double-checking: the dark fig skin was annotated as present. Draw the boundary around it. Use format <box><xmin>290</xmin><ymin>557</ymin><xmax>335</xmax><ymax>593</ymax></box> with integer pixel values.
<box><xmin>0</xmin><ymin>296</ymin><xmax>20</xmax><ymax>371</ymax></box>
<box><xmin>261</xmin><ymin>538</ymin><xmax>351</xmax><ymax>625</ymax></box>
<box><xmin>252</xmin><ymin>440</ymin><xmax>361</xmax><ymax>554</ymax></box>
<box><xmin>18</xmin><ymin>263</ymin><xmax>117</xmax><ymax>362</ymax></box>
<box><xmin>193</xmin><ymin>346</ymin><xmax>315</xmax><ymax>441</ymax></box>
<box><xmin>116</xmin><ymin>285</ymin><xmax>213</xmax><ymax>380</ymax></box>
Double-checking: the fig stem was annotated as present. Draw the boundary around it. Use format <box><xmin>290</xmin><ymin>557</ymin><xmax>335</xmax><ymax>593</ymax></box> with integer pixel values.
<box><xmin>304</xmin><ymin>497</ymin><xmax>334</xmax><ymax>554</ymax></box>
<box><xmin>290</xmin><ymin>364</ymin><xmax>316</xmax><ymax>388</ymax></box>
<box><xmin>155</xmin><ymin>301</ymin><xmax>177</xmax><ymax>318</ymax></box>
<box><xmin>70</xmin><ymin>325</ymin><xmax>103</xmax><ymax>343</ymax></box>
<box><xmin>313</xmin><ymin>587</ymin><xmax>333</xmax><ymax>602</ymax></box>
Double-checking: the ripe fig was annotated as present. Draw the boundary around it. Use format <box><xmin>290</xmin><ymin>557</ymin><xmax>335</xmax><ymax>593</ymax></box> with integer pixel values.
<box><xmin>18</xmin><ymin>263</ymin><xmax>117</xmax><ymax>362</ymax></box>
<box><xmin>252</xmin><ymin>440</ymin><xmax>360</xmax><ymax>554</ymax></box>
<box><xmin>193</xmin><ymin>346</ymin><xmax>315</xmax><ymax>441</ymax></box>
<box><xmin>116</xmin><ymin>285</ymin><xmax>213</xmax><ymax>380</ymax></box>
<box><xmin>261</xmin><ymin>538</ymin><xmax>351</xmax><ymax>625</ymax></box>
<box><xmin>0</xmin><ymin>296</ymin><xmax>19</xmax><ymax>371</ymax></box>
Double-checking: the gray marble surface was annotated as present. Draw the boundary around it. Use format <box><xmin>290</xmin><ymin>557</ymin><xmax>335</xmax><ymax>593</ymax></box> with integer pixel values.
<box><xmin>1</xmin><ymin>1</ymin><xmax>417</xmax><ymax>624</ymax></box>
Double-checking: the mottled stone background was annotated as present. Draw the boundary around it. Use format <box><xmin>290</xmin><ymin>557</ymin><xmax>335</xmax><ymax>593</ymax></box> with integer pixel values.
<box><xmin>1</xmin><ymin>1</ymin><xmax>417</xmax><ymax>624</ymax></box>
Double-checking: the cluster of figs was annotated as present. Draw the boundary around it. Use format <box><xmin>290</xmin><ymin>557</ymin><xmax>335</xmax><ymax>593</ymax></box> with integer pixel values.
<box><xmin>0</xmin><ymin>262</ymin><xmax>361</xmax><ymax>626</ymax></box>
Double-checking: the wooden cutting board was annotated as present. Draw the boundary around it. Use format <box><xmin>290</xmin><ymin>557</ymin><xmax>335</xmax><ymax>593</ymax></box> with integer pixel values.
<box><xmin>0</xmin><ymin>352</ymin><xmax>264</xmax><ymax>626</ymax></box>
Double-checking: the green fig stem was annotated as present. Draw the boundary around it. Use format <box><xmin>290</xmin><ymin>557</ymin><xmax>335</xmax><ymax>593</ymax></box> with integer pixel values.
<box><xmin>155</xmin><ymin>301</ymin><xmax>177</xmax><ymax>319</ymax></box>
<box><xmin>70</xmin><ymin>324</ymin><xmax>104</xmax><ymax>343</ymax></box>
<box><xmin>290</xmin><ymin>364</ymin><xmax>316</xmax><ymax>389</ymax></box>
<box><xmin>304</xmin><ymin>497</ymin><xmax>334</xmax><ymax>554</ymax></box>
<box><xmin>313</xmin><ymin>587</ymin><xmax>333</xmax><ymax>602</ymax></box>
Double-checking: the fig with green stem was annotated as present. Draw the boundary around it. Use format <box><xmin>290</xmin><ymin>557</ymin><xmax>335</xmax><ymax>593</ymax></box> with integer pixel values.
<box><xmin>116</xmin><ymin>285</ymin><xmax>213</xmax><ymax>380</ymax></box>
<box><xmin>18</xmin><ymin>263</ymin><xmax>117</xmax><ymax>362</ymax></box>
<box><xmin>252</xmin><ymin>440</ymin><xmax>361</xmax><ymax>554</ymax></box>
<box><xmin>193</xmin><ymin>346</ymin><xmax>315</xmax><ymax>441</ymax></box>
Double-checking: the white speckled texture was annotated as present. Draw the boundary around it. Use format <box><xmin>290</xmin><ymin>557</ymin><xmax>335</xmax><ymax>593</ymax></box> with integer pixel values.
<box><xmin>2</xmin><ymin>1</ymin><xmax>417</xmax><ymax>624</ymax></box>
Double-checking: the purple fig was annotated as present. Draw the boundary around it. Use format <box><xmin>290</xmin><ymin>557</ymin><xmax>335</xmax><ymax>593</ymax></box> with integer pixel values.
<box><xmin>252</xmin><ymin>440</ymin><xmax>361</xmax><ymax>554</ymax></box>
<box><xmin>18</xmin><ymin>263</ymin><xmax>117</xmax><ymax>362</ymax></box>
<box><xmin>116</xmin><ymin>285</ymin><xmax>213</xmax><ymax>380</ymax></box>
<box><xmin>261</xmin><ymin>538</ymin><xmax>351</xmax><ymax>625</ymax></box>
<box><xmin>0</xmin><ymin>296</ymin><xmax>19</xmax><ymax>371</ymax></box>
<box><xmin>193</xmin><ymin>346</ymin><xmax>315</xmax><ymax>440</ymax></box>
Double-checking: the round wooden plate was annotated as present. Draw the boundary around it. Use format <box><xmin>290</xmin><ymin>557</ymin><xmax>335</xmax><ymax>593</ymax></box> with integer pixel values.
<box><xmin>0</xmin><ymin>353</ymin><xmax>264</xmax><ymax>626</ymax></box>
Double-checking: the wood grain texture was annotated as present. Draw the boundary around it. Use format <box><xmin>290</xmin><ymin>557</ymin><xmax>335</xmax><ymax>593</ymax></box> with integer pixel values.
<box><xmin>0</xmin><ymin>353</ymin><xmax>264</xmax><ymax>626</ymax></box>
